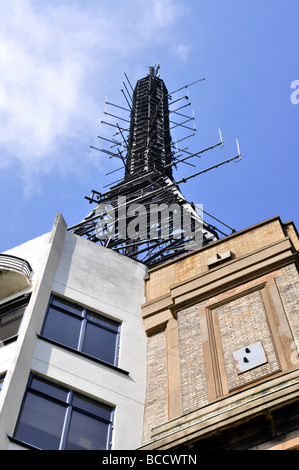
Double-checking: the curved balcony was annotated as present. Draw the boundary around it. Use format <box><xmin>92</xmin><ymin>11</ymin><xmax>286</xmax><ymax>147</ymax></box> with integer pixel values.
<box><xmin>0</xmin><ymin>254</ymin><xmax>33</xmax><ymax>300</ymax></box>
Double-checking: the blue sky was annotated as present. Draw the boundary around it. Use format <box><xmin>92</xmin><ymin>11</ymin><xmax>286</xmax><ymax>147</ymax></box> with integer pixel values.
<box><xmin>0</xmin><ymin>0</ymin><xmax>298</xmax><ymax>252</ymax></box>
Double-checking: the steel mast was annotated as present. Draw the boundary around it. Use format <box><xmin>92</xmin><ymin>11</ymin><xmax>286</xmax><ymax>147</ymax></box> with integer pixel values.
<box><xmin>68</xmin><ymin>66</ymin><xmax>241</xmax><ymax>267</ymax></box>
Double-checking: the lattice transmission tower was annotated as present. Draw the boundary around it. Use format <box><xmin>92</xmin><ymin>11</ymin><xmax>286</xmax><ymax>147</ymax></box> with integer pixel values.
<box><xmin>69</xmin><ymin>65</ymin><xmax>241</xmax><ymax>267</ymax></box>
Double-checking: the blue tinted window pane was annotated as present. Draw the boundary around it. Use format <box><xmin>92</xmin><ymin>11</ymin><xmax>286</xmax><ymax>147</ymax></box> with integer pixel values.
<box><xmin>31</xmin><ymin>377</ymin><xmax>68</xmax><ymax>402</ymax></box>
<box><xmin>0</xmin><ymin>375</ymin><xmax>5</xmax><ymax>391</ymax></box>
<box><xmin>15</xmin><ymin>392</ymin><xmax>66</xmax><ymax>450</ymax></box>
<box><xmin>0</xmin><ymin>307</ymin><xmax>25</xmax><ymax>341</ymax></box>
<box><xmin>42</xmin><ymin>308</ymin><xmax>81</xmax><ymax>349</ymax></box>
<box><xmin>72</xmin><ymin>394</ymin><xmax>112</xmax><ymax>421</ymax></box>
<box><xmin>86</xmin><ymin>312</ymin><xmax>119</xmax><ymax>332</ymax></box>
<box><xmin>52</xmin><ymin>298</ymin><xmax>83</xmax><ymax>316</ymax></box>
<box><xmin>83</xmin><ymin>323</ymin><xmax>117</xmax><ymax>364</ymax></box>
<box><xmin>66</xmin><ymin>410</ymin><xmax>110</xmax><ymax>450</ymax></box>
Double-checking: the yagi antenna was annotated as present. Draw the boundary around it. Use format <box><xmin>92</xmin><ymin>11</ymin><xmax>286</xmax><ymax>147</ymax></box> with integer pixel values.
<box><xmin>72</xmin><ymin>68</ymin><xmax>242</xmax><ymax>267</ymax></box>
<box><xmin>236</xmin><ymin>139</ymin><xmax>241</xmax><ymax>159</ymax></box>
<box><xmin>218</xmin><ymin>128</ymin><xmax>224</xmax><ymax>148</ymax></box>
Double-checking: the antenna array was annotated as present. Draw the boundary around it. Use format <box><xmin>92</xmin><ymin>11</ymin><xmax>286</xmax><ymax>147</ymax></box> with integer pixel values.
<box><xmin>68</xmin><ymin>66</ymin><xmax>241</xmax><ymax>267</ymax></box>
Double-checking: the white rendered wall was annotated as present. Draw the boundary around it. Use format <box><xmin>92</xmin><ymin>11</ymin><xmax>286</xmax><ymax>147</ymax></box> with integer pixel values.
<box><xmin>0</xmin><ymin>214</ymin><xmax>147</xmax><ymax>450</ymax></box>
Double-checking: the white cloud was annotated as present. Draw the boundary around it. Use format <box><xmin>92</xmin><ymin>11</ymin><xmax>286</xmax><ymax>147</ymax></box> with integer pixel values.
<box><xmin>0</xmin><ymin>0</ymin><xmax>191</xmax><ymax>193</ymax></box>
<box><xmin>153</xmin><ymin>0</ymin><xmax>187</xmax><ymax>28</ymax></box>
<box><xmin>136</xmin><ymin>0</ymin><xmax>189</xmax><ymax>40</ymax></box>
<box><xmin>175</xmin><ymin>44</ymin><xmax>190</xmax><ymax>62</ymax></box>
<box><xmin>0</xmin><ymin>81</ymin><xmax>5</xmax><ymax>105</ymax></box>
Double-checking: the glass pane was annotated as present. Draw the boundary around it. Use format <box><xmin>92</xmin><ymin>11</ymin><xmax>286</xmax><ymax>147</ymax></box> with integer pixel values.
<box><xmin>86</xmin><ymin>311</ymin><xmax>119</xmax><ymax>332</ymax></box>
<box><xmin>52</xmin><ymin>298</ymin><xmax>83</xmax><ymax>317</ymax></box>
<box><xmin>42</xmin><ymin>308</ymin><xmax>81</xmax><ymax>350</ymax></box>
<box><xmin>83</xmin><ymin>323</ymin><xmax>117</xmax><ymax>364</ymax></box>
<box><xmin>0</xmin><ymin>375</ymin><xmax>5</xmax><ymax>391</ymax></box>
<box><xmin>31</xmin><ymin>377</ymin><xmax>68</xmax><ymax>402</ymax></box>
<box><xmin>72</xmin><ymin>394</ymin><xmax>112</xmax><ymax>421</ymax></box>
<box><xmin>0</xmin><ymin>307</ymin><xmax>25</xmax><ymax>341</ymax></box>
<box><xmin>15</xmin><ymin>392</ymin><xmax>66</xmax><ymax>450</ymax></box>
<box><xmin>66</xmin><ymin>410</ymin><xmax>110</xmax><ymax>450</ymax></box>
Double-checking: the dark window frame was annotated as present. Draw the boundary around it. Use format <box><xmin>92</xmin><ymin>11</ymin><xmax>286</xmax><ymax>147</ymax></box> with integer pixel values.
<box><xmin>0</xmin><ymin>294</ymin><xmax>30</xmax><ymax>344</ymax></box>
<box><xmin>0</xmin><ymin>374</ymin><xmax>5</xmax><ymax>391</ymax></box>
<box><xmin>40</xmin><ymin>295</ymin><xmax>121</xmax><ymax>367</ymax></box>
<box><xmin>13</xmin><ymin>374</ymin><xmax>114</xmax><ymax>450</ymax></box>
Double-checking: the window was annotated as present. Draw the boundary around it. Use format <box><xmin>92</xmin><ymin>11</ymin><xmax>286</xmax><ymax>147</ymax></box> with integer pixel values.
<box><xmin>0</xmin><ymin>375</ymin><xmax>5</xmax><ymax>391</ymax></box>
<box><xmin>14</xmin><ymin>375</ymin><xmax>114</xmax><ymax>450</ymax></box>
<box><xmin>41</xmin><ymin>296</ymin><xmax>121</xmax><ymax>366</ymax></box>
<box><xmin>0</xmin><ymin>295</ymin><xmax>29</xmax><ymax>343</ymax></box>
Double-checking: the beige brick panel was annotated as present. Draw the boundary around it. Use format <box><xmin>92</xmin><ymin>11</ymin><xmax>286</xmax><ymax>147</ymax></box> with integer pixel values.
<box><xmin>142</xmin><ymin>330</ymin><xmax>168</xmax><ymax>443</ymax></box>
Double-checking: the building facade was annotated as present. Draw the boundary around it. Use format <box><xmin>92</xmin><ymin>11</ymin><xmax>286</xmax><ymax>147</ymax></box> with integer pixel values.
<box><xmin>0</xmin><ymin>214</ymin><xmax>147</xmax><ymax>450</ymax></box>
<box><xmin>1</xmin><ymin>65</ymin><xmax>298</xmax><ymax>450</ymax></box>
<box><xmin>0</xmin><ymin>213</ymin><xmax>298</xmax><ymax>450</ymax></box>
<box><xmin>140</xmin><ymin>216</ymin><xmax>299</xmax><ymax>450</ymax></box>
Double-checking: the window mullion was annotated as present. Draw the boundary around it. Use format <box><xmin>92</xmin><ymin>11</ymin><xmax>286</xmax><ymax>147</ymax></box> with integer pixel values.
<box><xmin>77</xmin><ymin>310</ymin><xmax>87</xmax><ymax>352</ymax></box>
<box><xmin>59</xmin><ymin>391</ymin><xmax>73</xmax><ymax>450</ymax></box>
<box><xmin>114</xmin><ymin>330</ymin><xmax>121</xmax><ymax>366</ymax></box>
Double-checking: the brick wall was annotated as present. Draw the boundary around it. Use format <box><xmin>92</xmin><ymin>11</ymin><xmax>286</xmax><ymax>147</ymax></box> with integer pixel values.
<box><xmin>141</xmin><ymin>217</ymin><xmax>298</xmax><ymax>446</ymax></box>
<box><xmin>275</xmin><ymin>263</ymin><xmax>299</xmax><ymax>353</ymax></box>
<box><xmin>217</xmin><ymin>290</ymin><xmax>280</xmax><ymax>390</ymax></box>
<box><xmin>142</xmin><ymin>330</ymin><xmax>168</xmax><ymax>443</ymax></box>
<box><xmin>177</xmin><ymin>305</ymin><xmax>209</xmax><ymax>413</ymax></box>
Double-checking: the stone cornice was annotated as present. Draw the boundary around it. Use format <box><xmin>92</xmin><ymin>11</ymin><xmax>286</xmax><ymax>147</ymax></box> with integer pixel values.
<box><xmin>140</xmin><ymin>368</ymin><xmax>299</xmax><ymax>450</ymax></box>
<box><xmin>142</xmin><ymin>237</ymin><xmax>298</xmax><ymax>335</ymax></box>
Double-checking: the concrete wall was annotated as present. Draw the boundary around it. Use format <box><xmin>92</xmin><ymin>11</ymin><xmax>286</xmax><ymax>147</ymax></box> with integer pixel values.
<box><xmin>0</xmin><ymin>214</ymin><xmax>147</xmax><ymax>450</ymax></box>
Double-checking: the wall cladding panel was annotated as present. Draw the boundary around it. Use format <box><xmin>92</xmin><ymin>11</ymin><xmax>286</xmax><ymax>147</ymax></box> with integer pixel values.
<box><xmin>177</xmin><ymin>306</ymin><xmax>209</xmax><ymax>413</ymax></box>
<box><xmin>275</xmin><ymin>264</ymin><xmax>299</xmax><ymax>352</ymax></box>
<box><xmin>217</xmin><ymin>290</ymin><xmax>280</xmax><ymax>391</ymax></box>
<box><xmin>142</xmin><ymin>330</ymin><xmax>168</xmax><ymax>443</ymax></box>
